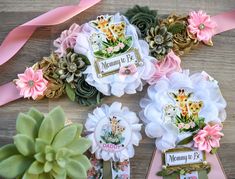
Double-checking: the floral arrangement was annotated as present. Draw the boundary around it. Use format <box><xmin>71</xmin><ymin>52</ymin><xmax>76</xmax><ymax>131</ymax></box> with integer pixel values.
<box><xmin>0</xmin><ymin>3</ymin><xmax>230</xmax><ymax>179</ymax></box>
<box><xmin>8</xmin><ymin>5</ymin><xmax>217</xmax><ymax>106</ymax></box>
<box><xmin>139</xmin><ymin>70</ymin><xmax>226</xmax><ymax>153</ymax></box>
<box><xmin>125</xmin><ymin>6</ymin><xmax>217</xmax><ymax>57</ymax></box>
<box><xmin>0</xmin><ymin>106</ymin><xmax>91</xmax><ymax>179</ymax></box>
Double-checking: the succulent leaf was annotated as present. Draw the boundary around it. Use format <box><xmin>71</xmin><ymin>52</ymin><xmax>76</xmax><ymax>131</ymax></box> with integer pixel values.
<box><xmin>66</xmin><ymin>159</ymin><xmax>87</xmax><ymax>179</ymax></box>
<box><xmin>0</xmin><ymin>144</ymin><xmax>19</xmax><ymax>161</ymax></box>
<box><xmin>52</xmin><ymin>162</ymin><xmax>65</xmax><ymax>175</ymax></box>
<box><xmin>0</xmin><ymin>155</ymin><xmax>33</xmax><ymax>178</ymax></box>
<box><xmin>16</xmin><ymin>113</ymin><xmax>38</xmax><ymax>139</ymax></box>
<box><xmin>66</xmin><ymin>137</ymin><xmax>91</xmax><ymax>155</ymax></box>
<box><xmin>47</xmin><ymin>106</ymin><xmax>65</xmax><ymax>135</ymax></box>
<box><xmin>44</xmin><ymin>161</ymin><xmax>53</xmax><ymax>172</ymax></box>
<box><xmin>22</xmin><ymin>172</ymin><xmax>39</xmax><ymax>179</ymax></box>
<box><xmin>27</xmin><ymin>108</ymin><xmax>44</xmax><ymax>131</ymax></box>
<box><xmin>73</xmin><ymin>155</ymin><xmax>91</xmax><ymax>171</ymax></box>
<box><xmin>52</xmin><ymin>170</ymin><xmax>66</xmax><ymax>179</ymax></box>
<box><xmin>34</xmin><ymin>152</ymin><xmax>45</xmax><ymax>163</ymax></box>
<box><xmin>14</xmin><ymin>134</ymin><xmax>35</xmax><ymax>156</ymax></box>
<box><xmin>38</xmin><ymin>116</ymin><xmax>55</xmax><ymax>144</ymax></box>
<box><xmin>38</xmin><ymin>173</ymin><xmax>53</xmax><ymax>179</ymax></box>
<box><xmin>52</xmin><ymin>125</ymin><xmax>77</xmax><ymax>149</ymax></box>
<box><xmin>28</xmin><ymin>161</ymin><xmax>44</xmax><ymax>175</ymax></box>
<box><xmin>35</xmin><ymin>138</ymin><xmax>48</xmax><ymax>153</ymax></box>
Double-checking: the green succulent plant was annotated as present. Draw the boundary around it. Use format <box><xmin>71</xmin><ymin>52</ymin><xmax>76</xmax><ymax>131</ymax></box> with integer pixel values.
<box><xmin>0</xmin><ymin>106</ymin><xmax>92</xmax><ymax>179</ymax></box>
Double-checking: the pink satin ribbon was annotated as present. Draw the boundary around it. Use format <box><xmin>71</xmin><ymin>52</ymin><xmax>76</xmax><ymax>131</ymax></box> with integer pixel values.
<box><xmin>0</xmin><ymin>0</ymin><xmax>101</xmax><ymax>106</ymax></box>
<box><xmin>0</xmin><ymin>7</ymin><xmax>235</xmax><ymax>106</ymax></box>
<box><xmin>0</xmin><ymin>82</ymin><xmax>22</xmax><ymax>106</ymax></box>
<box><xmin>212</xmin><ymin>9</ymin><xmax>235</xmax><ymax>34</ymax></box>
<box><xmin>0</xmin><ymin>0</ymin><xmax>101</xmax><ymax>66</ymax></box>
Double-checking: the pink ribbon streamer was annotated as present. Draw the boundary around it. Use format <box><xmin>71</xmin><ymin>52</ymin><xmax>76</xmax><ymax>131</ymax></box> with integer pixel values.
<box><xmin>0</xmin><ymin>0</ymin><xmax>101</xmax><ymax>106</ymax></box>
<box><xmin>0</xmin><ymin>6</ymin><xmax>235</xmax><ymax>106</ymax></box>
<box><xmin>0</xmin><ymin>82</ymin><xmax>22</xmax><ymax>106</ymax></box>
<box><xmin>0</xmin><ymin>0</ymin><xmax>101</xmax><ymax>66</ymax></box>
<box><xmin>212</xmin><ymin>9</ymin><xmax>235</xmax><ymax>34</ymax></box>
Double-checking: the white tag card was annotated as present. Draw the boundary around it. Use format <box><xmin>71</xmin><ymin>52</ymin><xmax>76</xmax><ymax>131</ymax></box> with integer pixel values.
<box><xmin>95</xmin><ymin>48</ymin><xmax>142</xmax><ymax>78</ymax></box>
<box><xmin>165</xmin><ymin>150</ymin><xmax>204</xmax><ymax>166</ymax></box>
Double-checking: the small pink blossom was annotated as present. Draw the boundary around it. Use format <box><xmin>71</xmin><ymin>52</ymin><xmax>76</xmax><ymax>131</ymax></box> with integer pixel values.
<box><xmin>184</xmin><ymin>123</ymin><xmax>190</xmax><ymax>129</ymax></box>
<box><xmin>147</xmin><ymin>51</ymin><xmax>181</xmax><ymax>85</ymax></box>
<box><xmin>188</xmin><ymin>10</ymin><xmax>217</xmax><ymax>42</ymax></box>
<box><xmin>119</xmin><ymin>64</ymin><xmax>137</xmax><ymax>76</ymax></box>
<box><xmin>178</xmin><ymin>123</ymin><xmax>185</xmax><ymax>129</ymax></box>
<box><xmin>193</xmin><ymin>124</ymin><xmax>224</xmax><ymax>153</ymax></box>
<box><xmin>189</xmin><ymin>121</ymin><xmax>196</xmax><ymax>128</ymax></box>
<box><xmin>113</xmin><ymin>45</ymin><xmax>120</xmax><ymax>52</ymax></box>
<box><xmin>118</xmin><ymin>42</ymin><xmax>125</xmax><ymax>49</ymax></box>
<box><xmin>107</xmin><ymin>46</ymin><xmax>114</xmax><ymax>53</ymax></box>
<box><xmin>15</xmin><ymin>67</ymin><xmax>48</xmax><ymax>100</ymax></box>
<box><xmin>54</xmin><ymin>23</ymin><xmax>81</xmax><ymax>57</ymax></box>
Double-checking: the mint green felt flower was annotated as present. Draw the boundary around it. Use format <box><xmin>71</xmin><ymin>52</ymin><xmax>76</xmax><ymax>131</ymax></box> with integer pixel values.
<box><xmin>0</xmin><ymin>106</ymin><xmax>91</xmax><ymax>179</ymax></box>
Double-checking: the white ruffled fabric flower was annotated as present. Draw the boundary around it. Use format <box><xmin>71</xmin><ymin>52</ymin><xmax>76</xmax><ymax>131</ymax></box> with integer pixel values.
<box><xmin>74</xmin><ymin>13</ymin><xmax>155</xmax><ymax>97</ymax></box>
<box><xmin>85</xmin><ymin>102</ymin><xmax>142</xmax><ymax>161</ymax></box>
<box><xmin>139</xmin><ymin>70</ymin><xmax>226</xmax><ymax>151</ymax></box>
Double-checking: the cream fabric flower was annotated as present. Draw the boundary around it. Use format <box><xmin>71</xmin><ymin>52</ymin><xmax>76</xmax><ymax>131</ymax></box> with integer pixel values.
<box><xmin>85</xmin><ymin>102</ymin><xmax>142</xmax><ymax>161</ymax></box>
<box><xmin>139</xmin><ymin>70</ymin><xmax>226</xmax><ymax>151</ymax></box>
<box><xmin>74</xmin><ymin>13</ymin><xmax>155</xmax><ymax>97</ymax></box>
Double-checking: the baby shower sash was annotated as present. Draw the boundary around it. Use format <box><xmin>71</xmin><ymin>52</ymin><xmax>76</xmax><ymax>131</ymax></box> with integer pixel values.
<box><xmin>1</xmin><ymin>6</ymin><xmax>235</xmax><ymax>106</ymax></box>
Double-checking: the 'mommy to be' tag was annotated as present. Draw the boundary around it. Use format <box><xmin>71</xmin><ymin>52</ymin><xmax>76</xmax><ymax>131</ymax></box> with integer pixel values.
<box><xmin>95</xmin><ymin>48</ymin><xmax>142</xmax><ymax>78</ymax></box>
<box><xmin>89</xmin><ymin>15</ymin><xmax>143</xmax><ymax>78</ymax></box>
<box><xmin>161</xmin><ymin>148</ymin><xmax>209</xmax><ymax>179</ymax></box>
<box><xmin>165</xmin><ymin>149</ymin><xmax>204</xmax><ymax>166</ymax></box>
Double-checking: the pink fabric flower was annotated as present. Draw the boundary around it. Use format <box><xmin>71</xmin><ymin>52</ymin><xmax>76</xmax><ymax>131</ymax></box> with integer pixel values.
<box><xmin>193</xmin><ymin>124</ymin><xmax>224</xmax><ymax>153</ymax></box>
<box><xmin>184</xmin><ymin>123</ymin><xmax>190</xmax><ymax>129</ymax></box>
<box><xmin>147</xmin><ymin>51</ymin><xmax>181</xmax><ymax>85</ymax></box>
<box><xmin>118</xmin><ymin>42</ymin><xmax>125</xmax><ymax>49</ymax></box>
<box><xmin>113</xmin><ymin>45</ymin><xmax>120</xmax><ymax>52</ymax></box>
<box><xmin>107</xmin><ymin>46</ymin><xmax>114</xmax><ymax>53</ymax></box>
<box><xmin>189</xmin><ymin>121</ymin><xmax>196</xmax><ymax>128</ymax></box>
<box><xmin>54</xmin><ymin>23</ymin><xmax>81</xmax><ymax>57</ymax></box>
<box><xmin>15</xmin><ymin>67</ymin><xmax>48</xmax><ymax>100</ymax></box>
<box><xmin>178</xmin><ymin>123</ymin><xmax>185</xmax><ymax>129</ymax></box>
<box><xmin>188</xmin><ymin>10</ymin><xmax>217</xmax><ymax>42</ymax></box>
<box><xmin>119</xmin><ymin>64</ymin><xmax>137</xmax><ymax>76</ymax></box>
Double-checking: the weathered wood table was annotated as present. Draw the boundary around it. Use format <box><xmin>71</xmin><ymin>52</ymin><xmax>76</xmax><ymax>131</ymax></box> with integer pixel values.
<box><xmin>0</xmin><ymin>0</ymin><xmax>235</xmax><ymax>178</ymax></box>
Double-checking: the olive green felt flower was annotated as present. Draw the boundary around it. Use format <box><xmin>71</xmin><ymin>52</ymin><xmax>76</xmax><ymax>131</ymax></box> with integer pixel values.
<box><xmin>75</xmin><ymin>75</ymin><xmax>103</xmax><ymax>106</ymax></box>
<box><xmin>56</xmin><ymin>52</ymin><xmax>90</xmax><ymax>87</ymax></box>
<box><xmin>125</xmin><ymin>5</ymin><xmax>158</xmax><ymax>37</ymax></box>
<box><xmin>146</xmin><ymin>25</ymin><xmax>173</xmax><ymax>60</ymax></box>
<box><xmin>0</xmin><ymin>107</ymin><xmax>91</xmax><ymax>179</ymax></box>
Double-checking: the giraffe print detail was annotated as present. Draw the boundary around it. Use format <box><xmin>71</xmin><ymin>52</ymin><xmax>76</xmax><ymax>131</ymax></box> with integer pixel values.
<box><xmin>169</xmin><ymin>89</ymin><xmax>193</xmax><ymax>118</ymax></box>
<box><xmin>91</xmin><ymin>15</ymin><xmax>116</xmax><ymax>42</ymax></box>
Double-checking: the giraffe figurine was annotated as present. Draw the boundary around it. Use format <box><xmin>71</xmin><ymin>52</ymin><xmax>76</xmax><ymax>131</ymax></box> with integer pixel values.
<box><xmin>91</xmin><ymin>15</ymin><xmax>116</xmax><ymax>42</ymax></box>
<box><xmin>169</xmin><ymin>89</ymin><xmax>193</xmax><ymax>118</ymax></box>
